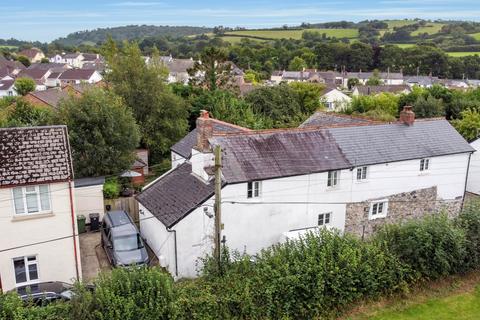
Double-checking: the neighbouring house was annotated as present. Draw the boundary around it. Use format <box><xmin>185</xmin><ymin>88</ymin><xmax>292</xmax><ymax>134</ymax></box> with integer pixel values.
<box><xmin>58</xmin><ymin>69</ymin><xmax>102</xmax><ymax>85</ymax></box>
<box><xmin>137</xmin><ymin>108</ymin><xmax>474</xmax><ymax>278</ymax></box>
<box><xmin>404</xmin><ymin>76</ymin><xmax>440</xmax><ymax>88</ymax></box>
<box><xmin>320</xmin><ymin>87</ymin><xmax>352</xmax><ymax>111</ymax></box>
<box><xmin>300</xmin><ymin>111</ymin><xmax>377</xmax><ymax>128</ymax></box>
<box><xmin>0</xmin><ymin>126</ymin><xmax>82</xmax><ymax>291</ymax></box>
<box><xmin>74</xmin><ymin>177</ymin><xmax>105</xmax><ymax>224</ymax></box>
<box><xmin>130</xmin><ymin>149</ymin><xmax>150</xmax><ymax>185</ymax></box>
<box><xmin>16</xmin><ymin>69</ymin><xmax>51</xmax><ymax>91</ymax></box>
<box><xmin>352</xmin><ymin>85</ymin><xmax>412</xmax><ymax>96</ymax></box>
<box><xmin>466</xmin><ymin>137</ymin><xmax>480</xmax><ymax>197</ymax></box>
<box><xmin>0</xmin><ymin>56</ymin><xmax>26</xmax><ymax>77</ymax></box>
<box><xmin>18</xmin><ymin>48</ymin><xmax>45</xmax><ymax>63</ymax></box>
<box><xmin>270</xmin><ymin>70</ymin><xmax>312</xmax><ymax>83</ymax></box>
<box><xmin>342</xmin><ymin>71</ymin><xmax>404</xmax><ymax>87</ymax></box>
<box><xmin>23</xmin><ymin>86</ymin><xmax>80</xmax><ymax>109</ymax></box>
<box><xmin>0</xmin><ymin>79</ymin><xmax>16</xmax><ymax>97</ymax></box>
<box><xmin>440</xmin><ymin>79</ymin><xmax>470</xmax><ymax>90</ymax></box>
<box><xmin>61</xmin><ymin>53</ymin><xmax>84</xmax><ymax>68</ymax></box>
<box><xmin>160</xmin><ymin>56</ymin><xmax>196</xmax><ymax>84</ymax></box>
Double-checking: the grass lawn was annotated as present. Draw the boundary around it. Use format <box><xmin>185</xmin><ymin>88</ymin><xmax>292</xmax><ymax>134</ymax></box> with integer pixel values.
<box><xmin>344</xmin><ymin>271</ymin><xmax>480</xmax><ymax>320</ymax></box>
<box><xmin>219</xmin><ymin>36</ymin><xmax>263</xmax><ymax>44</ymax></box>
<box><xmin>470</xmin><ymin>32</ymin><xmax>480</xmax><ymax>41</ymax></box>
<box><xmin>0</xmin><ymin>45</ymin><xmax>17</xmax><ymax>49</ymax></box>
<box><xmin>447</xmin><ymin>52</ymin><xmax>480</xmax><ymax>57</ymax></box>
<box><xmin>224</xmin><ymin>28</ymin><xmax>358</xmax><ymax>40</ymax></box>
<box><xmin>385</xmin><ymin>19</ymin><xmax>417</xmax><ymax>29</ymax></box>
<box><xmin>395</xmin><ymin>43</ymin><xmax>417</xmax><ymax>49</ymax></box>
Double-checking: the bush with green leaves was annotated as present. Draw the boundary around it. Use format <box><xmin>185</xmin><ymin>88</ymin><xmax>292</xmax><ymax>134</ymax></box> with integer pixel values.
<box><xmin>102</xmin><ymin>178</ymin><xmax>121</xmax><ymax>199</ymax></box>
<box><xmin>0</xmin><ymin>292</ymin><xmax>70</xmax><ymax>320</ymax></box>
<box><xmin>375</xmin><ymin>214</ymin><xmax>467</xmax><ymax>280</ymax></box>
<box><xmin>455</xmin><ymin>200</ymin><xmax>480</xmax><ymax>269</ymax></box>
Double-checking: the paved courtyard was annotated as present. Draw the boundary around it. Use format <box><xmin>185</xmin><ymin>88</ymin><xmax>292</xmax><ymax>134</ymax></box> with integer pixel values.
<box><xmin>79</xmin><ymin>231</ymin><xmax>111</xmax><ymax>283</ymax></box>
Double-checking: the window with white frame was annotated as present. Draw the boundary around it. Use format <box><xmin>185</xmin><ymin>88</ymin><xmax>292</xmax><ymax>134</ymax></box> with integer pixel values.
<box><xmin>13</xmin><ymin>256</ymin><xmax>39</xmax><ymax>285</ymax></box>
<box><xmin>327</xmin><ymin>170</ymin><xmax>339</xmax><ymax>188</ymax></box>
<box><xmin>356</xmin><ymin>166</ymin><xmax>368</xmax><ymax>181</ymax></box>
<box><xmin>369</xmin><ymin>200</ymin><xmax>388</xmax><ymax>219</ymax></box>
<box><xmin>318</xmin><ymin>212</ymin><xmax>332</xmax><ymax>226</ymax></box>
<box><xmin>12</xmin><ymin>185</ymin><xmax>51</xmax><ymax>215</ymax></box>
<box><xmin>247</xmin><ymin>181</ymin><xmax>261</xmax><ymax>198</ymax></box>
<box><xmin>420</xmin><ymin>158</ymin><xmax>430</xmax><ymax>172</ymax></box>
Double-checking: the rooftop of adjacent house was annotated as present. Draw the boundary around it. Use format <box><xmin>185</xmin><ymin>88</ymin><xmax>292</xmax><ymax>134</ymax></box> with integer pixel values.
<box><xmin>62</xmin><ymin>53</ymin><xmax>83</xmax><ymax>59</ymax></box>
<box><xmin>354</xmin><ymin>85</ymin><xmax>411</xmax><ymax>95</ymax></box>
<box><xmin>18</xmin><ymin>48</ymin><xmax>43</xmax><ymax>59</ymax></box>
<box><xmin>162</xmin><ymin>58</ymin><xmax>195</xmax><ymax>74</ymax></box>
<box><xmin>82</xmin><ymin>53</ymin><xmax>100</xmax><ymax>61</ymax></box>
<box><xmin>0</xmin><ymin>79</ymin><xmax>14</xmax><ymax>90</ymax></box>
<box><xmin>74</xmin><ymin>176</ymin><xmax>105</xmax><ymax>188</ymax></box>
<box><xmin>0</xmin><ymin>126</ymin><xmax>73</xmax><ymax>187</ymax></box>
<box><xmin>136</xmin><ymin>162</ymin><xmax>216</xmax><ymax>227</ymax></box>
<box><xmin>25</xmin><ymin>88</ymin><xmax>73</xmax><ymax>108</ymax></box>
<box><xmin>300</xmin><ymin>111</ymin><xmax>376</xmax><ymax>128</ymax></box>
<box><xmin>59</xmin><ymin>69</ymin><xmax>96</xmax><ymax>80</ymax></box>
<box><xmin>17</xmin><ymin>68</ymin><xmax>49</xmax><ymax>80</ymax></box>
<box><xmin>171</xmin><ymin>119</ymin><xmax>251</xmax><ymax>159</ymax></box>
<box><xmin>347</xmin><ymin>72</ymin><xmax>403</xmax><ymax>80</ymax></box>
<box><xmin>28</xmin><ymin>63</ymin><xmax>70</xmax><ymax>73</ymax></box>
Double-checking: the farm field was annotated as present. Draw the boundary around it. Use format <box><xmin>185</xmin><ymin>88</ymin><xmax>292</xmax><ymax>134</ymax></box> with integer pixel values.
<box><xmin>411</xmin><ymin>22</ymin><xmax>445</xmax><ymax>36</ymax></box>
<box><xmin>219</xmin><ymin>36</ymin><xmax>262</xmax><ymax>44</ymax></box>
<box><xmin>224</xmin><ymin>28</ymin><xmax>359</xmax><ymax>40</ymax></box>
<box><xmin>394</xmin><ymin>43</ymin><xmax>416</xmax><ymax>48</ymax></box>
<box><xmin>447</xmin><ymin>52</ymin><xmax>480</xmax><ymax>57</ymax></box>
<box><xmin>0</xmin><ymin>45</ymin><xmax>17</xmax><ymax>49</ymax></box>
<box><xmin>471</xmin><ymin>32</ymin><xmax>480</xmax><ymax>40</ymax></box>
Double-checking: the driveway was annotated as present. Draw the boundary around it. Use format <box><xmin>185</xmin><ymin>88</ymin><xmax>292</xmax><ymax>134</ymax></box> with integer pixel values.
<box><xmin>79</xmin><ymin>231</ymin><xmax>111</xmax><ymax>283</ymax></box>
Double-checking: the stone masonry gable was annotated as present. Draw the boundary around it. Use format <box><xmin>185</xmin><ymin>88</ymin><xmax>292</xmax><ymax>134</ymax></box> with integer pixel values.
<box><xmin>0</xmin><ymin>126</ymin><xmax>73</xmax><ymax>187</ymax></box>
<box><xmin>344</xmin><ymin>187</ymin><xmax>453</xmax><ymax>238</ymax></box>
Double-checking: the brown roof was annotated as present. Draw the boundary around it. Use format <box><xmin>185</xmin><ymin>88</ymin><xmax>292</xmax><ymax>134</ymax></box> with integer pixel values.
<box><xmin>18</xmin><ymin>48</ymin><xmax>43</xmax><ymax>60</ymax></box>
<box><xmin>17</xmin><ymin>68</ymin><xmax>49</xmax><ymax>80</ymax></box>
<box><xmin>300</xmin><ymin>111</ymin><xmax>377</xmax><ymax>128</ymax></box>
<box><xmin>59</xmin><ymin>69</ymin><xmax>96</xmax><ymax>80</ymax></box>
<box><xmin>25</xmin><ymin>88</ymin><xmax>73</xmax><ymax>108</ymax></box>
<box><xmin>0</xmin><ymin>126</ymin><xmax>73</xmax><ymax>187</ymax></box>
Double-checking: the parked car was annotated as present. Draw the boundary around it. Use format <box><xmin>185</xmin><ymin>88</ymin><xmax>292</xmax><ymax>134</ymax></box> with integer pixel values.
<box><xmin>101</xmin><ymin>210</ymin><xmax>149</xmax><ymax>267</ymax></box>
<box><xmin>9</xmin><ymin>282</ymin><xmax>75</xmax><ymax>305</ymax></box>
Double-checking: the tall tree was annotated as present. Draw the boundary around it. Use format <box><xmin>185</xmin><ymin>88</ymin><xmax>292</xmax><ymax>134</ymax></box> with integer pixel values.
<box><xmin>103</xmin><ymin>39</ymin><xmax>188</xmax><ymax>163</ymax></box>
<box><xmin>14</xmin><ymin>78</ymin><xmax>36</xmax><ymax>96</ymax></box>
<box><xmin>188</xmin><ymin>46</ymin><xmax>233</xmax><ymax>91</ymax></box>
<box><xmin>57</xmin><ymin>88</ymin><xmax>140</xmax><ymax>178</ymax></box>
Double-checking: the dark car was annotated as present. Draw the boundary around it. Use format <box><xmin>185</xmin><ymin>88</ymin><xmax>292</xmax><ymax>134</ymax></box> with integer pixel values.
<box><xmin>9</xmin><ymin>282</ymin><xmax>75</xmax><ymax>305</ymax></box>
<box><xmin>101</xmin><ymin>210</ymin><xmax>149</xmax><ymax>267</ymax></box>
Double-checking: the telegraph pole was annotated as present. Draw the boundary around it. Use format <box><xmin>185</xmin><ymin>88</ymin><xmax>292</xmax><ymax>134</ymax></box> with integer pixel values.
<box><xmin>214</xmin><ymin>145</ymin><xmax>222</xmax><ymax>270</ymax></box>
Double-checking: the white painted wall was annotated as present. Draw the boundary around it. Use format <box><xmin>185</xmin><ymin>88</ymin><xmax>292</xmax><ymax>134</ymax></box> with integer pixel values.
<box><xmin>467</xmin><ymin>139</ymin><xmax>480</xmax><ymax>195</ymax></box>
<box><xmin>322</xmin><ymin>89</ymin><xmax>352</xmax><ymax>111</ymax></box>
<box><xmin>171</xmin><ymin>151</ymin><xmax>187</xmax><ymax>169</ymax></box>
<box><xmin>0</xmin><ymin>182</ymin><xmax>81</xmax><ymax>291</ymax></box>
<box><xmin>74</xmin><ymin>185</ymin><xmax>104</xmax><ymax>224</ymax></box>
<box><xmin>141</xmin><ymin>152</ymin><xmax>470</xmax><ymax>278</ymax></box>
<box><xmin>0</xmin><ymin>86</ymin><xmax>16</xmax><ymax>97</ymax></box>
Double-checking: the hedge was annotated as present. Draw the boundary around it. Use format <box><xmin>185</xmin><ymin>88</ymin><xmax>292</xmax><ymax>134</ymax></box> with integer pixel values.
<box><xmin>2</xmin><ymin>201</ymin><xmax>480</xmax><ymax>320</ymax></box>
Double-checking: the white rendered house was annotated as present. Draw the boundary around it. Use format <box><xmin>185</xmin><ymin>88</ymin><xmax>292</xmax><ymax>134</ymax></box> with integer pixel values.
<box><xmin>0</xmin><ymin>126</ymin><xmax>82</xmax><ymax>292</ymax></box>
<box><xmin>321</xmin><ymin>88</ymin><xmax>352</xmax><ymax>111</ymax></box>
<box><xmin>137</xmin><ymin>108</ymin><xmax>474</xmax><ymax>279</ymax></box>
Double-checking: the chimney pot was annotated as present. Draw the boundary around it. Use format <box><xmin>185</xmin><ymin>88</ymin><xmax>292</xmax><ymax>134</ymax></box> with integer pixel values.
<box><xmin>196</xmin><ymin>110</ymin><xmax>212</xmax><ymax>152</ymax></box>
<box><xmin>400</xmin><ymin>105</ymin><xmax>415</xmax><ymax>126</ymax></box>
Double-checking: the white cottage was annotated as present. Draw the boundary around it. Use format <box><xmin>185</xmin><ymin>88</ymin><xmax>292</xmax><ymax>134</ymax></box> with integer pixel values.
<box><xmin>137</xmin><ymin>108</ymin><xmax>474</xmax><ymax>278</ymax></box>
<box><xmin>0</xmin><ymin>126</ymin><xmax>82</xmax><ymax>292</ymax></box>
<box><xmin>320</xmin><ymin>88</ymin><xmax>351</xmax><ymax>111</ymax></box>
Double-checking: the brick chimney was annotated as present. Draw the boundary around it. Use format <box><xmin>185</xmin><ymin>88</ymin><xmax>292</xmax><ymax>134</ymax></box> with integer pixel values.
<box><xmin>196</xmin><ymin>110</ymin><xmax>212</xmax><ymax>152</ymax></box>
<box><xmin>399</xmin><ymin>106</ymin><xmax>415</xmax><ymax>126</ymax></box>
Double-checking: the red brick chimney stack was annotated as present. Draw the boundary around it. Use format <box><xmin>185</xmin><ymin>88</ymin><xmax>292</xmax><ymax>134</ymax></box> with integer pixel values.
<box><xmin>400</xmin><ymin>106</ymin><xmax>415</xmax><ymax>126</ymax></box>
<box><xmin>196</xmin><ymin>110</ymin><xmax>213</xmax><ymax>152</ymax></box>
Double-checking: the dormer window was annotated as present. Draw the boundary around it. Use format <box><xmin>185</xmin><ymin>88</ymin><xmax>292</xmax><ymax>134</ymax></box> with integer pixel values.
<box><xmin>420</xmin><ymin>158</ymin><xmax>430</xmax><ymax>172</ymax></box>
<box><xmin>12</xmin><ymin>185</ymin><xmax>51</xmax><ymax>215</ymax></box>
<box><xmin>247</xmin><ymin>181</ymin><xmax>261</xmax><ymax>198</ymax></box>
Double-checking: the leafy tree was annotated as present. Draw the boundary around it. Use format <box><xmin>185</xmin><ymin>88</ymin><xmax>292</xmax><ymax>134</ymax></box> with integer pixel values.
<box><xmin>14</xmin><ymin>77</ymin><xmax>36</xmax><ymax>96</ymax></box>
<box><xmin>413</xmin><ymin>95</ymin><xmax>445</xmax><ymax>118</ymax></box>
<box><xmin>244</xmin><ymin>70</ymin><xmax>261</xmax><ymax>84</ymax></box>
<box><xmin>288</xmin><ymin>56</ymin><xmax>307</xmax><ymax>71</ymax></box>
<box><xmin>289</xmin><ymin>82</ymin><xmax>325</xmax><ymax>114</ymax></box>
<box><xmin>188</xmin><ymin>46</ymin><xmax>233</xmax><ymax>91</ymax></box>
<box><xmin>0</xmin><ymin>98</ymin><xmax>53</xmax><ymax>127</ymax></box>
<box><xmin>16</xmin><ymin>55</ymin><xmax>30</xmax><ymax>67</ymax></box>
<box><xmin>347</xmin><ymin>78</ymin><xmax>360</xmax><ymax>90</ymax></box>
<box><xmin>366</xmin><ymin>70</ymin><xmax>383</xmax><ymax>85</ymax></box>
<box><xmin>103</xmin><ymin>39</ymin><xmax>188</xmax><ymax>163</ymax></box>
<box><xmin>56</xmin><ymin>88</ymin><xmax>140</xmax><ymax>178</ymax></box>
<box><xmin>348</xmin><ymin>93</ymin><xmax>399</xmax><ymax>118</ymax></box>
<box><xmin>452</xmin><ymin>109</ymin><xmax>480</xmax><ymax>141</ymax></box>
<box><xmin>40</xmin><ymin>57</ymin><xmax>50</xmax><ymax>63</ymax></box>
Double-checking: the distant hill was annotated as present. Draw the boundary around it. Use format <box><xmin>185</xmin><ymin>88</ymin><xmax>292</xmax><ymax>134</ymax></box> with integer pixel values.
<box><xmin>54</xmin><ymin>25</ymin><xmax>213</xmax><ymax>46</ymax></box>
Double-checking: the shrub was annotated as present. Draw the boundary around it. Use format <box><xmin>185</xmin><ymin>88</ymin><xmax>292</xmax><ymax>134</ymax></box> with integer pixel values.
<box><xmin>455</xmin><ymin>200</ymin><xmax>480</xmax><ymax>269</ymax></box>
<box><xmin>0</xmin><ymin>292</ymin><xmax>70</xmax><ymax>320</ymax></box>
<box><xmin>375</xmin><ymin>214</ymin><xmax>467</xmax><ymax>280</ymax></box>
<box><xmin>103</xmin><ymin>178</ymin><xmax>120</xmax><ymax>199</ymax></box>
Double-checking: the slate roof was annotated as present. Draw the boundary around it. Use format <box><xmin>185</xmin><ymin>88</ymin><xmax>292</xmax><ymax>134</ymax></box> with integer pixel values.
<box><xmin>28</xmin><ymin>63</ymin><xmax>70</xmax><ymax>72</ymax></box>
<box><xmin>354</xmin><ymin>85</ymin><xmax>411</xmax><ymax>95</ymax></box>
<box><xmin>26</xmin><ymin>88</ymin><xmax>72</xmax><ymax>108</ymax></box>
<box><xmin>136</xmin><ymin>163</ymin><xmax>216</xmax><ymax>227</ymax></box>
<box><xmin>74</xmin><ymin>176</ymin><xmax>105</xmax><ymax>188</ymax></box>
<box><xmin>59</xmin><ymin>69</ymin><xmax>96</xmax><ymax>80</ymax></box>
<box><xmin>0</xmin><ymin>79</ymin><xmax>15</xmax><ymax>91</ymax></box>
<box><xmin>328</xmin><ymin>119</ymin><xmax>474</xmax><ymax>166</ymax></box>
<box><xmin>18</xmin><ymin>48</ymin><xmax>42</xmax><ymax>60</ymax></box>
<box><xmin>300</xmin><ymin>111</ymin><xmax>375</xmax><ymax>128</ymax></box>
<box><xmin>0</xmin><ymin>126</ymin><xmax>73</xmax><ymax>187</ymax></box>
<box><xmin>171</xmin><ymin>120</ymin><xmax>251</xmax><ymax>158</ymax></box>
<box><xmin>162</xmin><ymin>58</ymin><xmax>195</xmax><ymax>74</ymax></box>
<box><xmin>17</xmin><ymin>68</ymin><xmax>49</xmax><ymax>80</ymax></box>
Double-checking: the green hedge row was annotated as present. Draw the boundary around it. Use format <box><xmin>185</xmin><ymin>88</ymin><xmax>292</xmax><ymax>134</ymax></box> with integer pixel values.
<box><xmin>2</xmin><ymin>201</ymin><xmax>480</xmax><ymax>320</ymax></box>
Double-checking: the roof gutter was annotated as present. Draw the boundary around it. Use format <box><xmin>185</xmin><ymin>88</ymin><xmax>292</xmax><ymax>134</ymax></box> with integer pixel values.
<box><xmin>461</xmin><ymin>152</ymin><xmax>473</xmax><ymax>211</ymax></box>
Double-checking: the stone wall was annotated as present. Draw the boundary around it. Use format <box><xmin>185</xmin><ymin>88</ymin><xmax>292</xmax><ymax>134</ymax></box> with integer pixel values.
<box><xmin>344</xmin><ymin>187</ymin><xmax>462</xmax><ymax>238</ymax></box>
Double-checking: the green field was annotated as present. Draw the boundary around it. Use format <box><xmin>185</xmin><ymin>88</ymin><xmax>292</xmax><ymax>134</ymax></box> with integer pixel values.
<box><xmin>447</xmin><ymin>52</ymin><xmax>480</xmax><ymax>57</ymax></box>
<box><xmin>223</xmin><ymin>28</ymin><xmax>359</xmax><ymax>40</ymax></box>
<box><xmin>395</xmin><ymin>43</ymin><xmax>416</xmax><ymax>49</ymax></box>
<box><xmin>411</xmin><ymin>23</ymin><xmax>445</xmax><ymax>36</ymax></box>
<box><xmin>470</xmin><ymin>32</ymin><xmax>480</xmax><ymax>40</ymax></box>
<box><xmin>385</xmin><ymin>19</ymin><xmax>417</xmax><ymax>29</ymax></box>
<box><xmin>219</xmin><ymin>36</ymin><xmax>262</xmax><ymax>44</ymax></box>
<box><xmin>0</xmin><ymin>45</ymin><xmax>17</xmax><ymax>49</ymax></box>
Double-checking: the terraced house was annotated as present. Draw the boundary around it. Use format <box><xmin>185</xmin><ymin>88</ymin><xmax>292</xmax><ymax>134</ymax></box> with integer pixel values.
<box><xmin>0</xmin><ymin>126</ymin><xmax>81</xmax><ymax>291</ymax></box>
<box><xmin>137</xmin><ymin>108</ymin><xmax>474</xmax><ymax>278</ymax></box>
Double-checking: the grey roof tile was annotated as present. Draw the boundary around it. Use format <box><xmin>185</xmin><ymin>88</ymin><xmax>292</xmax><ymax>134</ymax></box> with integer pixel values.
<box><xmin>300</xmin><ymin>111</ymin><xmax>374</xmax><ymax>128</ymax></box>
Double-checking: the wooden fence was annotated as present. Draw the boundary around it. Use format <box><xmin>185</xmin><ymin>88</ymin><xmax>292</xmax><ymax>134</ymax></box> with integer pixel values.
<box><xmin>104</xmin><ymin>197</ymin><xmax>139</xmax><ymax>226</ymax></box>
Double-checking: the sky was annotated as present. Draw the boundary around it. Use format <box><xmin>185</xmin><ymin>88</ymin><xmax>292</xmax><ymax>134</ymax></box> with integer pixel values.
<box><xmin>1</xmin><ymin>0</ymin><xmax>480</xmax><ymax>42</ymax></box>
